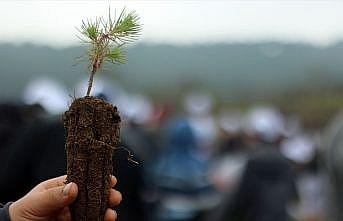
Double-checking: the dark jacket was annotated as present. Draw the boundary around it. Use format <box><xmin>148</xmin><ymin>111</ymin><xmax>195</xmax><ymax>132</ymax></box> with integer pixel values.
<box><xmin>214</xmin><ymin>146</ymin><xmax>297</xmax><ymax>221</ymax></box>
<box><xmin>0</xmin><ymin>203</ymin><xmax>12</xmax><ymax>221</ymax></box>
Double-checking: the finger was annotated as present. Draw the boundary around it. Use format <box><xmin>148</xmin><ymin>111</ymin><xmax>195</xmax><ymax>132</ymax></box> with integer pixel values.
<box><xmin>108</xmin><ymin>189</ymin><xmax>122</xmax><ymax>207</ymax></box>
<box><xmin>56</xmin><ymin>207</ymin><xmax>73</xmax><ymax>221</ymax></box>
<box><xmin>104</xmin><ymin>208</ymin><xmax>117</xmax><ymax>221</ymax></box>
<box><xmin>34</xmin><ymin>182</ymin><xmax>78</xmax><ymax>215</ymax></box>
<box><xmin>110</xmin><ymin>175</ymin><xmax>117</xmax><ymax>187</ymax></box>
<box><xmin>39</xmin><ymin>175</ymin><xmax>68</xmax><ymax>190</ymax></box>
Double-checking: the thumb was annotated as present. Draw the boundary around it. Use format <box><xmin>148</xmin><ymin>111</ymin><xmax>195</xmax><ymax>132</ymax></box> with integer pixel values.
<box><xmin>37</xmin><ymin>182</ymin><xmax>78</xmax><ymax>214</ymax></box>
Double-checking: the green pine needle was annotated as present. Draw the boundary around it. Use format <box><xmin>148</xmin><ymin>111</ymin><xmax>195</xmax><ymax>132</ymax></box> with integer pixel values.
<box><xmin>106</xmin><ymin>47</ymin><xmax>126</xmax><ymax>64</ymax></box>
<box><xmin>78</xmin><ymin>8</ymin><xmax>142</xmax><ymax>96</ymax></box>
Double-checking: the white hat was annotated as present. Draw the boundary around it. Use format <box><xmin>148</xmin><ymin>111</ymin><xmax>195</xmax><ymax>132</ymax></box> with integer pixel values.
<box><xmin>244</xmin><ymin>105</ymin><xmax>285</xmax><ymax>142</ymax></box>
<box><xmin>281</xmin><ymin>135</ymin><xmax>315</xmax><ymax>164</ymax></box>
<box><xmin>217</xmin><ymin>110</ymin><xmax>242</xmax><ymax>134</ymax></box>
<box><xmin>22</xmin><ymin>78</ymin><xmax>68</xmax><ymax>114</ymax></box>
<box><xmin>183</xmin><ymin>91</ymin><xmax>213</xmax><ymax>116</ymax></box>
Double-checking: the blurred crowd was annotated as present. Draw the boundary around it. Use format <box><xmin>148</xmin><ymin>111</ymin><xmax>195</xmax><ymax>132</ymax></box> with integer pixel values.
<box><xmin>1</xmin><ymin>77</ymin><xmax>343</xmax><ymax>221</ymax></box>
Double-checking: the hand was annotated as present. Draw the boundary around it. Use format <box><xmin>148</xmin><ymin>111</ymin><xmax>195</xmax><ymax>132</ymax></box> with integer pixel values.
<box><xmin>9</xmin><ymin>175</ymin><xmax>122</xmax><ymax>221</ymax></box>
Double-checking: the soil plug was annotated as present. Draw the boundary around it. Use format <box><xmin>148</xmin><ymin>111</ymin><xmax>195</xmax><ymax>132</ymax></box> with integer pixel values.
<box><xmin>63</xmin><ymin>8</ymin><xmax>141</xmax><ymax>221</ymax></box>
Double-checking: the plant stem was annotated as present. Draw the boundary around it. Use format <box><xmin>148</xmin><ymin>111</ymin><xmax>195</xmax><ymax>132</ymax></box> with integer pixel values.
<box><xmin>86</xmin><ymin>64</ymin><xmax>97</xmax><ymax>96</ymax></box>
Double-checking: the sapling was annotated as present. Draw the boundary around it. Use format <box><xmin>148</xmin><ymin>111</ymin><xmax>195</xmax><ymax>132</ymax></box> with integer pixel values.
<box><xmin>63</xmin><ymin>8</ymin><xmax>141</xmax><ymax>221</ymax></box>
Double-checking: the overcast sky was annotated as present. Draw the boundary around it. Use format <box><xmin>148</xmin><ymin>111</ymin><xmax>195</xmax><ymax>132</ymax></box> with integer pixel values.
<box><xmin>1</xmin><ymin>1</ymin><xmax>343</xmax><ymax>47</ymax></box>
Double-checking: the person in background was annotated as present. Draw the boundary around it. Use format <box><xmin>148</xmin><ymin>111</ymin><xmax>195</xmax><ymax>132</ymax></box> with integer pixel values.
<box><xmin>322</xmin><ymin>112</ymin><xmax>343</xmax><ymax>221</ymax></box>
<box><xmin>148</xmin><ymin>117</ymin><xmax>217</xmax><ymax>221</ymax></box>
<box><xmin>0</xmin><ymin>102</ymin><xmax>44</xmax><ymax>160</ymax></box>
<box><xmin>209</xmin><ymin>110</ymin><xmax>247</xmax><ymax>194</ymax></box>
<box><xmin>281</xmin><ymin>133</ymin><xmax>324</xmax><ymax>221</ymax></box>
<box><xmin>211</xmin><ymin>106</ymin><xmax>298</xmax><ymax>221</ymax></box>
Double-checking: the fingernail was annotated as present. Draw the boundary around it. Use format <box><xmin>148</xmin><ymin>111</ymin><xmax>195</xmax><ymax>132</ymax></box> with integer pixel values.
<box><xmin>63</xmin><ymin>183</ymin><xmax>73</xmax><ymax>196</ymax></box>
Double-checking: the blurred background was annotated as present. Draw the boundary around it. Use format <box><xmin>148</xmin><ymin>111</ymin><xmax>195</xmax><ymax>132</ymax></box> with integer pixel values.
<box><xmin>1</xmin><ymin>1</ymin><xmax>343</xmax><ymax>221</ymax></box>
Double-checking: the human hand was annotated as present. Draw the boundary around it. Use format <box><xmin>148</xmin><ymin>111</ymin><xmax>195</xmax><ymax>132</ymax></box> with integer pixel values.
<box><xmin>9</xmin><ymin>175</ymin><xmax>122</xmax><ymax>221</ymax></box>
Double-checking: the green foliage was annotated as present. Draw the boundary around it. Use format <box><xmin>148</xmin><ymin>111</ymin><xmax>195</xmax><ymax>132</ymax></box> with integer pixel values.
<box><xmin>112</xmin><ymin>10</ymin><xmax>141</xmax><ymax>43</ymax></box>
<box><xmin>78</xmin><ymin>8</ymin><xmax>142</xmax><ymax>95</ymax></box>
<box><xmin>78</xmin><ymin>8</ymin><xmax>141</xmax><ymax>69</ymax></box>
<box><xmin>106</xmin><ymin>47</ymin><xmax>126</xmax><ymax>64</ymax></box>
<box><xmin>81</xmin><ymin>19</ymin><xmax>100</xmax><ymax>41</ymax></box>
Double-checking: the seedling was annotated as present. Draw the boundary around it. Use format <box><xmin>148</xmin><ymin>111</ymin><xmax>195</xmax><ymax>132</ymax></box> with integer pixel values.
<box><xmin>63</xmin><ymin>8</ymin><xmax>141</xmax><ymax>221</ymax></box>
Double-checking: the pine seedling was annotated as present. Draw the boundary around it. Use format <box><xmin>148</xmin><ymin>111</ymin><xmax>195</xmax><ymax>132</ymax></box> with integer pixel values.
<box><xmin>78</xmin><ymin>8</ymin><xmax>142</xmax><ymax>95</ymax></box>
<box><xmin>63</xmin><ymin>8</ymin><xmax>142</xmax><ymax>221</ymax></box>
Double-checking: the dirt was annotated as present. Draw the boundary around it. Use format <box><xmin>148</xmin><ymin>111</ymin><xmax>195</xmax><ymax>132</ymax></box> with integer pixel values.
<box><xmin>63</xmin><ymin>96</ymin><xmax>121</xmax><ymax>221</ymax></box>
